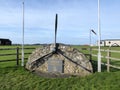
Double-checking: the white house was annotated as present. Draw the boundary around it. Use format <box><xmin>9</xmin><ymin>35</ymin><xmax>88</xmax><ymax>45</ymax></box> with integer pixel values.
<box><xmin>100</xmin><ymin>39</ymin><xmax>120</xmax><ymax>46</ymax></box>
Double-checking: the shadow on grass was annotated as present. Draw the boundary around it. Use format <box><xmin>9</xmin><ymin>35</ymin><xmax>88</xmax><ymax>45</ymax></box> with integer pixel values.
<box><xmin>91</xmin><ymin>60</ymin><xmax>119</xmax><ymax>73</ymax></box>
<box><xmin>0</xmin><ymin>66</ymin><xmax>24</xmax><ymax>73</ymax></box>
<box><xmin>91</xmin><ymin>60</ymin><xmax>107</xmax><ymax>73</ymax></box>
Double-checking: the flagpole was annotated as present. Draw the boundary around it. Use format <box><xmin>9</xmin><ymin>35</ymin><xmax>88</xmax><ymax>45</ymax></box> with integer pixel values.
<box><xmin>89</xmin><ymin>29</ymin><xmax>97</xmax><ymax>61</ymax></box>
<box><xmin>98</xmin><ymin>0</ymin><xmax>101</xmax><ymax>72</ymax></box>
<box><xmin>21</xmin><ymin>2</ymin><xmax>24</xmax><ymax>66</ymax></box>
<box><xmin>89</xmin><ymin>29</ymin><xmax>92</xmax><ymax>61</ymax></box>
<box><xmin>90</xmin><ymin>29</ymin><xmax>92</xmax><ymax>47</ymax></box>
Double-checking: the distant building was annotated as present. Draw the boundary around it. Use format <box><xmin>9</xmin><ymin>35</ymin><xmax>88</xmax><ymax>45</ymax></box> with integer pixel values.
<box><xmin>0</xmin><ymin>38</ymin><xmax>12</xmax><ymax>45</ymax></box>
<box><xmin>100</xmin><ymin>39</ymin><xmax>120</xmax><ymax>46</ymax></box>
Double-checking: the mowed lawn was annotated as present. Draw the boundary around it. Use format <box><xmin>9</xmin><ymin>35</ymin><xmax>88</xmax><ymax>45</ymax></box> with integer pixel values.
<box><xmin>0</xmin><ymin>45</ymin><xmax>120</xmax><ymax>90</ymax></box>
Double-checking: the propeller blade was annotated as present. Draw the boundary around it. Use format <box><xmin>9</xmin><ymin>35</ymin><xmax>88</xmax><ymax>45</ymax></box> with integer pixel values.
<box><xmin>55</xmin><ymin>14</ymin><xmax>58</xmax><ymax>48</ymax></box>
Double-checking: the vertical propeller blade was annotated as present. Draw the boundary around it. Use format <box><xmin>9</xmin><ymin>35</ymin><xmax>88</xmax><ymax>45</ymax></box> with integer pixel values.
<box><xmin>55</xmin><ymin>14</ymin><xmax>58</xmax><ymax>48</ymax></box>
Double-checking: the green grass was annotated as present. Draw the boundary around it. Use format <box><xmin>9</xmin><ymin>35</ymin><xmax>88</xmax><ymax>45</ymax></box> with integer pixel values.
<box><xmin>0</xmin><ymin>45</ymin><xmax>41</xmax><ymax>67</ymax></box>
<box><xmin>0</xmin><ymin>66</ymin><xmax>120</xmax><ymax>90</ymax></box>
<box><xmin>0</xmin><ymin>45</ymin><xmax>120</xmax><ymax>90</ymax></box>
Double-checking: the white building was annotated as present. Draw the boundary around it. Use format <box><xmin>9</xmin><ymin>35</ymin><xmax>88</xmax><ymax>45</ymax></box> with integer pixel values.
<box><xmin>100</xmin><ymin>39</ymin><xmax>120</xmax><ymax>46</ymax></box>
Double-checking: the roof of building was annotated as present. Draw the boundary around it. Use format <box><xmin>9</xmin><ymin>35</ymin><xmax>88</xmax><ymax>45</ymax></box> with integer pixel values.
<box><xmin>0</xmin><ymin>38</ymin><xmax>11</xmax><ymax>41</ymax></box>
<box><xmin>101</xmin><ymin>39</ymin><xmax>120</xmax><ymax>41</ymax></box>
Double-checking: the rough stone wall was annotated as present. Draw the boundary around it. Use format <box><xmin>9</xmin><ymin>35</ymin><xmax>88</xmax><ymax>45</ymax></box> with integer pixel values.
<box><xmin>26</xmin><ymin>44</ymin><xmax>93</xmax><ymax>77</ymax></box>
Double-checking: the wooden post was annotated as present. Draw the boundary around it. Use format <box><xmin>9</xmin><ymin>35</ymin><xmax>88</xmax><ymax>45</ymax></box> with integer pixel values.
<box><xmin>16</xmin><ymin>47</ymin><xmax>19</xmax><ymax>65</ymax></box>
<box><xmin>107</xmin><ymin>49</ymin><xmax>111</xmax><ymax>72</ymax></box>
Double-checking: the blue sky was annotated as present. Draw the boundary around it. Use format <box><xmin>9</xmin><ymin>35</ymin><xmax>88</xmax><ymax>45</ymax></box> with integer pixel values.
<box><xmin>0</xmin><ymin>0</ymin><xmax>120</xmax><ymax>45</ymax></box>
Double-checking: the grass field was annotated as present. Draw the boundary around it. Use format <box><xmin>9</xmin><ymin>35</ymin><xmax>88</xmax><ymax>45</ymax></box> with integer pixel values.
<box><xmin>0</xmin><ymin>45</ymin><xmax>120</xmax><ymax>90</ymax></box>
<box><xmin>0</xmin><ymin>66</ymin><xmax>120</xmax><ymax>90</ymax></box>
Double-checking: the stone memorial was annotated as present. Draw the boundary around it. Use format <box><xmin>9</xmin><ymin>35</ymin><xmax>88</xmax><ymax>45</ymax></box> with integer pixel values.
<box><xmin>26</xmin><ymin>44</ymin><xmax>93</xmax><ymax>77</ymax></box>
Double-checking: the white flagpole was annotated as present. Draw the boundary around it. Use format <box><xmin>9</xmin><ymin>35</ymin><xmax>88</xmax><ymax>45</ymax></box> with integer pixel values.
<box><xmin>98</xmin><ymin>0</ymin><xmax>101</xmax><ymax>72</ymax></box>
<box><xmin>90</xmin><ymin>29</ymin><xmax>92</xmax><ymax>47</ymax></box>
<box><xmin>89</xmin><ymin>29</ymin><xmax>92</xmax><ymax>61</ymax></box>
<box><xmin>21</xmin><ymin>2</ymin><xmax>24</xmax><ymax>66</ymax></box>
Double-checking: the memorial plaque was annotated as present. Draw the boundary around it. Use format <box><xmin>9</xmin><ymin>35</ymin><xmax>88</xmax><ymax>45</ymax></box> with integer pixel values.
<box><xmin>47</xmin><ymin>59</ymin><xmax>63</xmax><ymax>73</ymax></box>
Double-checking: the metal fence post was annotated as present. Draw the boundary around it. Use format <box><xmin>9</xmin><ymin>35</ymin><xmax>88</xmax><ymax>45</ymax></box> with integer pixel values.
<box><xmin>16</xmin><ymin>47</ymin><xmax>19</xmax><ymax>65</ymax></box>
